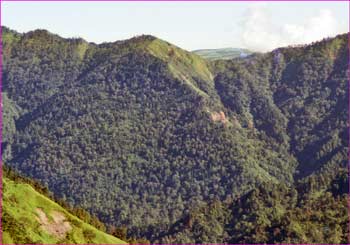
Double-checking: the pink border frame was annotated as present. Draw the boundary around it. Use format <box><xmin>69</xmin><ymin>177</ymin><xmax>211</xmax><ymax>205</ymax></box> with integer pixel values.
<box><xmin>0</xmin><ymin>0</ymin><xmax>349</xmax><ymax>1</ymax></box>
<box><xmin>0</xmin><ymin>1</ymin><xmax>349</xmax><ymax>245</ymax></box>
<box><xmin>347</xmin><ymin>0</ymin><xmax>350</xmax><ymax>244</ymax></box>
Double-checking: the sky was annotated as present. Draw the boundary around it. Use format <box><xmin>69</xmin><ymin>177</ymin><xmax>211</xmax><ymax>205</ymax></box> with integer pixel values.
<box><xmin>2</xmin><ymin>1</ymin><xmax>349</xmax><ymax>52</ymax></box>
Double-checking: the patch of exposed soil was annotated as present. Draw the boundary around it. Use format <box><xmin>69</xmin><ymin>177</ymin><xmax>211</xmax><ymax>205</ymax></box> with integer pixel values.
<box><xmin>211</xmin><ymin>111</ymin><xmax>228</xmax><ymax>124</ymax></box>
<box><xmin>35</xmin><ymin>208</ymin><xmax>72</xmax><ymax>239</ymax></box>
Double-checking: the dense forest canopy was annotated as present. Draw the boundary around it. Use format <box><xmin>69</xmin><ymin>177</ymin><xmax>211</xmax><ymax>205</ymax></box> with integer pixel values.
<box><xmin>2</xmin><ymin>26</ymin><xmax>349</xmax><ymax>243</ymax></box>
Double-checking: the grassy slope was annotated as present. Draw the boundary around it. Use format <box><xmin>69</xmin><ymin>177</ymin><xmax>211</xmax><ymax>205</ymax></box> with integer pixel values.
<box><xmin>146</xmin><ymin>38</ymin><xmax>214</xmax><ymax>97</ymax></box>
<box><xmin>2</xmin><ymin>177</ymin><xmax>126</xmax><ymax>244</ymax></box>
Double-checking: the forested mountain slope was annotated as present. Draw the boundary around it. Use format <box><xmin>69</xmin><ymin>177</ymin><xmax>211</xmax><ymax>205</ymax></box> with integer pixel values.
<box><xmin>2</xmin><ymin>26</ymin><xmax>348</xmax><ymax>242</ymax></box>
<box><xmin>213</xmin><ymin>36</ymin><xmax>348</xmax><ymax>179</ymax></box>
<box><xmin>156</xmin><ymin>170</ymin><xmax>349</xmax><ymax>243</ymax></box>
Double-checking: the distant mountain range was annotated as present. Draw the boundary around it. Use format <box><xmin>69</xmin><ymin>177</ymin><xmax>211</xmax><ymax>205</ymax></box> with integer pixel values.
<box><xmin>2</xmin><ymin>26</ymin><xmax>349</xmax><ymax>244</ymax></box>
<box><xmin>193</xmin><ymin>47</ymin><xmax>253</xmax><ymax>60</ymax></box>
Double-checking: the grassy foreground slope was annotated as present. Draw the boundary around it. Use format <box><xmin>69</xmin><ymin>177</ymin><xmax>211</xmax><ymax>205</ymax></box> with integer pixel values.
<box><xmin>2</xmin><ymin>176</ymin><xmax>126</xmax><ymax>244</ymax></box>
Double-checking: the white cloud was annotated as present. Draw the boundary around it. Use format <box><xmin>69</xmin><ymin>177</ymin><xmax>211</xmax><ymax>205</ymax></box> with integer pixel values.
<box><xmin>241</xmin><ymin>5</ymin><xmax>340</xmax><ymax>52</ymax></box>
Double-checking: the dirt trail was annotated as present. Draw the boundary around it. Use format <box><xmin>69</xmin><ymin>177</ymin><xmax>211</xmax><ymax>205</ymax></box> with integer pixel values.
<box><xmin>35</xmin><ymin>208</ymin><xmax>72</xmax><ymax>239</ymax></box>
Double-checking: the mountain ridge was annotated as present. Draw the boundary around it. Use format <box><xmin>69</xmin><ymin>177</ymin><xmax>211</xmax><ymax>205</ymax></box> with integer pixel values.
<box><xmin>2</xmin><ymin>27</ymin><xmax>348</xmax><ymax>243</ymax></box>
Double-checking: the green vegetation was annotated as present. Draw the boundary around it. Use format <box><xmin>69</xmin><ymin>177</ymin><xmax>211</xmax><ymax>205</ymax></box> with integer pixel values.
<box><xmin>2</xmin><ymin>93</ymin><xmax>20</xmax><ymax>160</ymax></box>
<box><xmin>147</xmin><ymin>38</ymin><xmax>214</xmax><ymax>83</ymax></box>
<box><xmin>2</xmin><ymin>169</ymin><xmax>126</xmax><ymax>244</ymax></box>
<box><xmin>2</xmin><ymin>26</ymin><xmax>348</xmax><ymax>243</ymax></box>
<box><xmin>157</xmin><ymin>170</ymin><xmax>349</xmax><ymax>244</ymax></box>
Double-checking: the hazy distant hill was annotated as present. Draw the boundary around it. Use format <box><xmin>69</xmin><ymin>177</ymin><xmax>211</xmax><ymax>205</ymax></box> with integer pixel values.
<box><xmin>2</xmin><ymin>26</ymin><xmax>348</xmax><ymax>243</ymax></box>
<box><xmin>193</xmin><ymin>47</ymin><xmax>253</xmax><ymax>60</ymax></box>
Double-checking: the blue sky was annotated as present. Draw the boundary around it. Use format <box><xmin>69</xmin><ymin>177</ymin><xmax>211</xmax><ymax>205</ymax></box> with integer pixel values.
<box><xmin>2</xmin><ymin>1</ymin><xmax>348</xmax><ymax>52</ymax></box>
